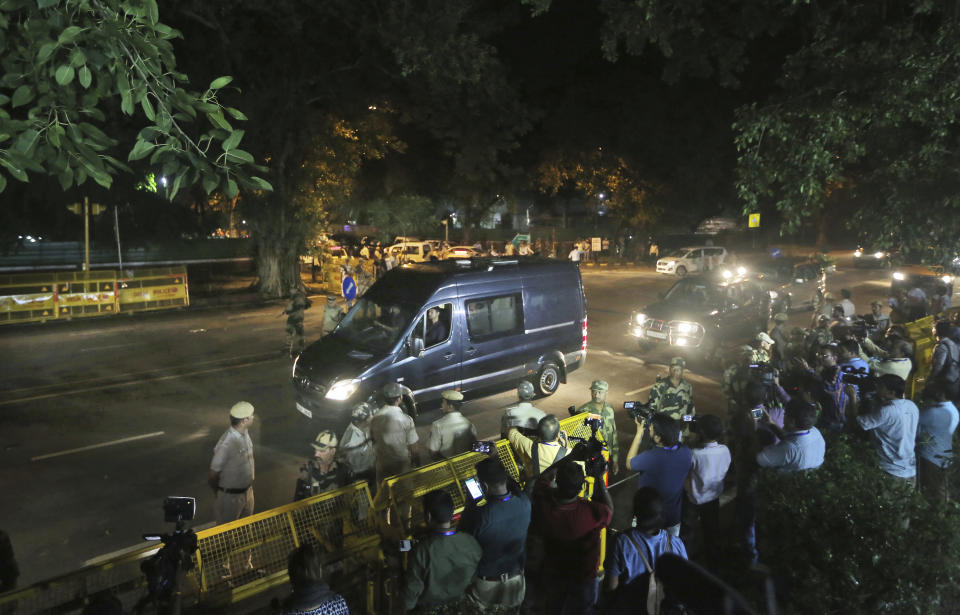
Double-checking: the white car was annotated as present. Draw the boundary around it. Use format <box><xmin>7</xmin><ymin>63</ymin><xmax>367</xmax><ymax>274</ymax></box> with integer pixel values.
<box><xmin>386</xmin><ymin>241</ymin><xmax>436</xmax><ymax>263</ymax></box>
<box><xmin>442</xmin><ymin>245</ymin><xmax>484</xmax><ymax>259</ymax></box>
<box><xmin>656</xmin><ymin>246</ymin><xmax>728</xmax><ymax>276</ymax></box>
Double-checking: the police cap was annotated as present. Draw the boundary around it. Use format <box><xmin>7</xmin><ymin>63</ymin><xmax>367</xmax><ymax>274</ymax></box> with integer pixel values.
<box><xmin>669</xmin><ymin>357</ymin><xmax>686</xmax><ymax>369</ymax></box>
<box><xmin>773</xmin><ymin>313</ymin><xmax>789</xmax><ymax>323</ymax></box>
<box><xmin>229</xmin><ymin>401</ymin><xmax>255</xmax><ymax>419</ymax></box>
<box><xmin>518</xmin><ymin>380</ymin><xmax>536</xmax><ymax>401</ymax></box>
<box><xmin>312</xmin><ymin>430</ymin><xmax>338</xmax><ymax>449</ymax></box>
<box><xmin>383</xmin><ymin>382</ymin><xmax>403</xmax><ymax>398</ymax></box>
<box><xmin>441</xmin><ymin>390</ymin><xmax>464</xmax><ymax>402</ymax></box>
<box><xmin>590</xmin><ymin>379</ymin><xmax>609</xmax><ymax>392</ymax></box>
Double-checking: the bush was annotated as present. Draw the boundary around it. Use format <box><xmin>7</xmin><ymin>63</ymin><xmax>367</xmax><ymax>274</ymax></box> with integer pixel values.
<box><xmin>755</xmin><ymin>431</ymin><xmax>960</xmax><ymax>614</ymax></box>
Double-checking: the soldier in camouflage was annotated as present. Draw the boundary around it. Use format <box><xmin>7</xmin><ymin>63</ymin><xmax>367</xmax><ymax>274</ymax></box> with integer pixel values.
<box><xmin>647</xmin><ymin>357</ymin><xmax>696</xmax><ymax>421</ymax></box>
<box><xmin>294</xmin><ymin>430</ymin><xmax>352</xmax><ymax>500</ymax></box>
<box><xmin>574</xmin><ymin>379</ymin><xmax>619</xmax><ymax>471</ymax></box>
<box><xmin>752</xmin><ymin>332</ymin><xmax>774</xmax><ymax>364</ymax></box>
<box><xmin>282</xmin><ymin>285</ymin><xmax>312</xmax><ymax>357</ymax></box>
<box><xmin>722</xmin><ymin>345</ymin><xmax>755</xmax><ymax>412</ymax></box>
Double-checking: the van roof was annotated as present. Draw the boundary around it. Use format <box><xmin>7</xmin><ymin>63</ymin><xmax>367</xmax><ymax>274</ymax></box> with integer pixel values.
<box><xmin>366</xmin><ymin>258</ymin><xmax>579</xmax><ymax>305</ymax></box>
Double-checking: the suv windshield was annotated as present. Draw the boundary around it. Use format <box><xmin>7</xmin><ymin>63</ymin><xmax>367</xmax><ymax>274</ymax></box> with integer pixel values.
<box><xmin>663</xmin><ymin>278</ymin><xmax>723</xmax><ymax>306</ymax></box>
<box><xmin>334</xmin><ymin>297</ymin><xmax>417</xmax><ymax>352</ymax></box>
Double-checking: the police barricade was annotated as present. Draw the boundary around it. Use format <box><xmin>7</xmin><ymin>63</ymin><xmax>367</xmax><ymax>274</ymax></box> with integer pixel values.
<box><xmin>117</xmin><ymin>267</ymin><xmax>189</xmax><ymax>313</ymax></box>
<box><xmin>319</xmin><ymin>257</ymin><xmax>379</xmax><ymax>297</ymax></box>
<box><xmin>0</xmin><ymin>482</ymin><xmax>379</xmax><ymax>614</ymax></box>
<box><xmin>54</xmin><ymin>271</ymin><xmax>119</xmax><ymax>319</ymax></box>
<box><xmin>0</xmin><ymin>272</ymin><xmax>59</xmax><ymax>324</ymax></box>
<box><xmin>902</xmin><ymin>315</ymin><xmax>936</xmax><ymax>399</ymax></box>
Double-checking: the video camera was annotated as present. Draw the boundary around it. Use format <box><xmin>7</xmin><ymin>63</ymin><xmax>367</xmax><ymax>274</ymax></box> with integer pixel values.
<box><xmin>138</xmin><ymin>497</ymin><xmax>198</xmax><ymax>614</ymax></box>
<box><xmin>471</xmin><ymin>440</ymin><xmax>497</xmax><ymax>455</ymax></box>
<box><xmin>550</xmin><ymin>413</ymin><xmax>608</xmax><ymax>479</ymax></box>
<box><xmin>623</xmin><ymin>399</ymin><xmax>655</xmax><ymax>422</ymax></box>
<box><xmin>840</xmin><ymin>365</ymin><xmax>876</xmax><ymax>392</ymax></box>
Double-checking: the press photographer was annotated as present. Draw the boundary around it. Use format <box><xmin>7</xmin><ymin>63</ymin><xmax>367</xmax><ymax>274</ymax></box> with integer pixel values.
<box><xmin>624</xmin><ymin>414</ymin><xmax>693</xmax><ymax>537</ymax></box>
<box><xmin>135</xmin><ymin>497</ymin><xmax>198</xmax><ymax>615</ymax></box>
<box><xmin>507</xmin><ymin>415</ymin><xmax>572</xmax><ymax>483</ymax></box>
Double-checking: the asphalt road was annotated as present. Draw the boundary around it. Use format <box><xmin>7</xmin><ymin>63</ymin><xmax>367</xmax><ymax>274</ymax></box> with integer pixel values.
<box><xmin>0</xmin><ymin>261</ymin><xmax>895</xmax><ymax>586</ymax></box>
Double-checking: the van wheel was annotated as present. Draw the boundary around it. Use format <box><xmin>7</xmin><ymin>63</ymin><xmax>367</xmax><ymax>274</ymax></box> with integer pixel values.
<box><xmin>676</xmin><ymin>266</ymin><xmax>687</xmax><ymax>277</ymax></box>
<box><xmin>535</xmin><ymin>362</ymin><xmax>561</xmax><ymax>397</ymax></box>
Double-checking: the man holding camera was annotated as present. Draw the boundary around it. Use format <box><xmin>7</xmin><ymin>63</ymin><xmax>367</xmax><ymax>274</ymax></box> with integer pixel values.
<box><xmin>573</xmin><ymin>379</ymin><xmax>620</xmax><ymax>471</ymax></box>
<box><xmin>625</xmin><ymin>414</ymin><xmax>693</xmax><ymax>537</ymax></box>
<box><xmin>756</xmin><ymin>400</ymin><xmax>825</xmax><ymax>472</ymax></box>
<box><xmin>459</xmin><ymin>458</ymin><xmax>532</xmax><ymax>613</ymax></box>
<box><xmin>855</xmin><ymin>374</ymin><xmax>919</xmax><ymax>487</ymax></box>
<box><xmin>647</xmin><ymin>357</ymin><xmax>696</xmax><ymax>422</ymax></box>
<box><xmin>508</xmin><ymin>415</ymin><xmax>572</xmax><ymax>482</ymax></box>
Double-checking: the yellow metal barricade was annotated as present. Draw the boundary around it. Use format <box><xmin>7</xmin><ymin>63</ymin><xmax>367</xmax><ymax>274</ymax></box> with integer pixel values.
<box><xmin>54</xmin><ymin>270</ymin><xmax>119</xmax><ymax>318</ymax></box>
<box><xmin>0</xmin><ymin>272</ymin><xmax>58</xmax><ymax>324</ymax></box>
<box><xmin>903</xmin><ymin>315</ymin><xmax>936</xmax><ymax>399</ymax></box>
<box><xmin>117</xmin><ymin>267</ymin><xmax>189</xmax><ymax>313</ymax></box>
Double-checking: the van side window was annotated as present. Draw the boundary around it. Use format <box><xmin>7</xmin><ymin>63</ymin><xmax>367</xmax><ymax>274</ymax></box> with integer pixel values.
<box><xmin>466</xmin><ymin>294</ymin><xmax>523</xmax><ymax>340</ymax></box>
<box><xmin>411</xmin><ymin>304</ymin><xmax>452</xmax><ymax>348</ymax></box>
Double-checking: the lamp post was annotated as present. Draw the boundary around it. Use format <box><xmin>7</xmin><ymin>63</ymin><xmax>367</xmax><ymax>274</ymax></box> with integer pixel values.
<box><xmin>441</xmin><ymin>219</ymin><xmax>449</xmax><ymax>243</ymax></box>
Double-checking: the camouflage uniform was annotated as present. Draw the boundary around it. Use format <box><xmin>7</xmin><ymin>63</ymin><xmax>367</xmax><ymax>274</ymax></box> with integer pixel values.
<box><xmin>750</xmin><ymin>348</ymin><xmax>771</xmax><ymax>364</ymax></box>
<box><xmin>647</xmin><ymin>377</ymin><xmax>695</xmax><ymax>420</ymax></box>
<box><xmin>574</xmin><ymin>379</ymin><xmax>619</xmax><ymax>468</ymax></box>
<box><xmin>284</xmin><ymin>287</ymin><xmax>312</xmax><ymax>355</ymax></box>
<box><xmin>722</xmin><ymin>346</ymin><xmax>754</xmax><ymax>411</ymax></box>
<box><xmin>293</xmin><ymin>458</ymin><xmax>352</xmax><ymax>500</ymax></box>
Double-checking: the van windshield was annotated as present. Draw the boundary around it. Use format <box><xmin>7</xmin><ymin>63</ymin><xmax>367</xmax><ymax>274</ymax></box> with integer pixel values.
<box><xmin>334</xmin><ymin>297</ymin><xmax>417</xmax><ymax>352</ymax></box>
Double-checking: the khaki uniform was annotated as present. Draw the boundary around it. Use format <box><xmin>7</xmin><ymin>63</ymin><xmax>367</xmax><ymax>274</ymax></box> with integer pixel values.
<box><xmin>647</xmin><ymin>378</ymin><xmax>695</xmax><ymax>420</ymax></box>
<box><xmin>501</xmin><ymin>401</ymin><xmax>547</xmax><ymax>433</ymax></box>
<box><xmin>427</xmin><ymin>411</ymin><xmax>478</xmax><ymax>458</ymax></box>
<box><xmin>370</xmin><ymin>405</ymin><xmax>419</xmax><ymax>482</ymax></box>
<box><xmin>210</xmin><ymin>427</ymin><xmax>255</xmax><ymax>524</ymax></box>
<box><xmin>339</xmin><ymin>422</ymin><xmax>375</xmax><ymax>475</ymax></box>
<box><xmin>574</xmin><ymin>400</ymin><xmax>619</xmax><ymax>468</ymax></box>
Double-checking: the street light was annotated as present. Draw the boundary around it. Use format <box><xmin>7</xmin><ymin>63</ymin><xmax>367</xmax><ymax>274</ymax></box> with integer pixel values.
<box><xmin>441</xmin><ymin>219</ymin><xmax>449</xmax><ymax>242</ymax></box>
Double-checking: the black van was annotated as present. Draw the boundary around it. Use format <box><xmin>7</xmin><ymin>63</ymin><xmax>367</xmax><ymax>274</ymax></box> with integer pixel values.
<box><xmin>292</xmin><ymin>259</ymin><xmax>588</xmax><ymax>430</ymax></box>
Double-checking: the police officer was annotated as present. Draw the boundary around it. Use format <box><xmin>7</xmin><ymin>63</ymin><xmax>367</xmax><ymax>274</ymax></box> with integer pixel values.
<box><xmin>294</xmin><ymin>430</ymin><xmax>353</xmax><ymax>500</ymax></box>
<box><xmin>427</xmin><ymin>390</ymin><xmax>478</xmax><ymax>460</ymax></box>
<box><xmin>648</xmin><ymin>357</ymin><xmax>696</xmax><ymax>421</ymax></box>
<box><xmin>339</xmin><ymin>402</ymin><xmax>375</xmax><ymax>482</ymax></box>
<box><xmin>282</xmin><ymin>285</ymin><xmax>312</xmax><ymax>356</ymax></box>
<box><xmin>573</xmin><ymin>379</ymin><xmax>619</xmax><ymax>472</ymax></box>
<box><xmin>321</xmin><ymin>295</ymin><xmax>343</xmax><ymax>336</ymax></box>
<box><xmin>753</xmin><ymin>332</ymin><xmax>774</xmax><ymax>364</ymax></box>
<box><xmin>370</xmin><ymin>382</ymin><xmax>420</xmax><ymax>483</ymax></box>
<box><xmin>501</xmin><ymin>380</ymin><xmax>547</xmax><ymax>435</ymax></box>
<box><xmin>208</xmin><ymin>401</ymin><xmax>256</xmax><ymax>525</ymax></box>
<box><xmin>769</xmin><ymin>313</ymin><xmax>790</xmax><ymax>369</ymax></box>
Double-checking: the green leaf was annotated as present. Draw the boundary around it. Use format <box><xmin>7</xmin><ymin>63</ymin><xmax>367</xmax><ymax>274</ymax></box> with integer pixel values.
<box><xmin>128</xmin><ymin>139</ymin><xmax>155</xmax><ymax>161</ymax></box>
<box><xmin>47</xmin><ymin>124</ymin><xmax>64</xmax><ymax>147</ymax></box>
<box><xmin>0</xmin><ymin>174</ymin><xmax>6</xmax><ymax>193</ymax></box>
<box><xmin>0</xmin><ymin>159</ymin><xmax>28</xmax><ymax>182</ymax></box>
<box><xmin>201</xmin><ymin>173</ymin><xmax>219</xmax><ymax>194</ymax></box>
<box><xmin>37</xmin><ymin>41</ymin><xmax>57</xmax><ymax>63</ymax></box>
<box><xmin>57</xmin><ymin>26</ymin><xmax>84</xmax><ymax>45</ymax></box>
<box><xmin>145</xmin><ymin>0</ymin><xmax>158</xmax><ymax>25</ymax></box>
<box><xmin>78</xmin><ymin>65</ymin><xmax>91</xmax><ymax>88</ymax></box>
<box><xmin>13</xmin><ymin>129</ymin><xmax>38</xmax><ymax>154</ymax></box>
<box><xmin>69</xmin><ymin>48</ymin><xmax>86</xmax><ymax>67</ymax></box>
<box><xmin>37</xmin><ymin>0</ymin><xmax>59</xmax><ymax>7</ymax></box>
<box><xmin>225</xmin><ymin>106</ymin><xmax>248</xmax><ymax>121</ymax></box>
<box><xmin>226</xmin><ymin>148</ymin><xmax>254</xmax><ymax>164</ymax></box>
<box><xmin>221</xmin><ymin>129</ymin><xmax>244</xmax><ymax>152</ymax></box>
<box><xmin>141</xmin><ymin>96</ymin><xmax>155</xmax><ymax>120</ymax></box>
<box><xmin>57</xmin><ymin>165</ymin><xmax>74</xmax><ymax>191</ymax></box>
<box><xmin>249</xmin><ymin>176</ymin><xmax>273</xmax><ymax>191</ymax></box>
<box><xmin>225</xmin><ymin>178</ymin><xmax>238</xmax><ymax>199</ymax></box>
<box><xmin>209</xmin><ymin>76</ymin><xmax>233</xmax><ymax>90</ymax></box>
<box><xmin>11</xmin><ymin>85</ymin><xmax>34</xmax><ymax>107</ymax></box>
<box><xmin>120</xmin><ymin>90</ymin><xmax>134</xmax><ymax>115</ymax></box>
<box><xmin>0</xmin><ymin>95</ymin><xmax>9</xmax><ymax>105</ymax></box>
<box><xmin>55</xmin><ymin>64</ymin><xmax>74</xmax><ymax>86</ymax></box>
<box><xmin>206</xmin><ymin>111</ymin><xmax>232</xmax><ymax>131</ymax></box>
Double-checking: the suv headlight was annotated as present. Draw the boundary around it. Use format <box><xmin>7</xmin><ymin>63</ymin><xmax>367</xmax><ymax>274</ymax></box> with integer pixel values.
<box><xmin>676</xmin><ymin>321</ymin><xmax>696</xmax><ymax>334</ymax></box>
<box><xmin>325</xmin><ymin>378</ymin><xmax>360</xmax><ymax>400</ymax></box>
<box><xmin>853</xmin><ymin>250</ymin><xmax>862</xmax><ymax>258</ymax></box>
<box><xmin>874</xmin><ymin>251</ymin><xmax>884</xmax><ymax>259</ymax></box>
<box><xmin>634</xmin><ymin>313</ymin><xmax>647</xmax><ymax>325</ymax></box>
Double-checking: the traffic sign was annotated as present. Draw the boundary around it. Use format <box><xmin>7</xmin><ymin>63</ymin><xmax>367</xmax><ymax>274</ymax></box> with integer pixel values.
<box><xmin>748</xmin><ymin>213</ymin><xmax>761</xmax><ymax>228</ymax></box>
<box><xmin>770</xmin><ymin>247</ymin><xmax>782</xmax><ymax>258</ymax></box>
<box><xmin>341</xmin><ymin>275</ymin><xmax>357</xmax><ymax>301</ymax></box>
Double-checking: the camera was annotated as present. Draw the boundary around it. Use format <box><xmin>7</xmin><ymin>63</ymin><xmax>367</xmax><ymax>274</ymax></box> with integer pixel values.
<box><xmin>471</xmin><ymin>440</ymin><xmax>496</xmax><ymax>455</ymax></box>
<box><xmin>840</xmin><ymin>365</ymin><xmax>876</xmax><ymax>392</ymax></box>
<box><xmin>138</xmin><ymin>497</ymin><xmax>198</xmax><ymax>613</ymax></box>
<box><xmin>751</xmin><ymin>407</ymin><xmax>764</xmax><ymax>420</ymax></box>
<box><xmin>557</xmin><ymin>416</ymin><xmax>608</xmax><ymax>478</ymax></box>
<box><xmin>624</xmin><ymin>400</ymin><xmax>654</xmax><ymax>422</ymax></box>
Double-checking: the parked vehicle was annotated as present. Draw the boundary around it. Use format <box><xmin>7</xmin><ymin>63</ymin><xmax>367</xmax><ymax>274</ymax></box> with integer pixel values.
<box><xmin>293</xmin><ymin>259</ymin><xmax>588</xmax><ymax>431</ymax></box>
<box><xmin>442</xmin><ymin>245</ymin><xmax>484</xmax><ymax>259</ymax></box>
<box><xmin>853</xmin><ymin>246</ymin><xmax>895</xmax><ymax>268</ymax></box>
<box><xmin>753</xmin><ymin>259</ymin><xmax>826</xmax><ymax>313</ymax></box>
<box><xmin>628</xmin><ymin>271</ymin><xmax>771</xmax><ymax>359</ymax></box>
<box><xmin>386</xmin><ymin>241</ymin><xmax>436</xmax><ymax>263</ymax></box>
<box><xmin>656</xmin><ymin>246</ymin><xmax>728</xmax><ymax>276</ymax></box>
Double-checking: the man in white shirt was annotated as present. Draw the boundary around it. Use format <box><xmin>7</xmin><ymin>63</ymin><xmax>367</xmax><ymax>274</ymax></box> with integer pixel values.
<box><xmin>428</xmin><ymin>390</ymin><xmax>477</xmax><ymax>459</ymax></box>
<box><xmin>568</xmin><ymin>245</ymin><xmax>582</xmax><ymax>262</ymax></box>
<box><xmin>839</xmin><ymin>288</ymin><xmax>856</xmax><ymax>319</ymax></box>
<box><xmin>371</xmin><ymin>383</ymin><xmax>421</xmax><ymax>483</ymax></box>
<box><xmin>682</xmin><ymin>415</ymin><xmax>730</xmax><ymax>567</ymax></box>
<box><xmin>855</xmin><ymin>374</ymin><xmax>919</xmax><ymax>486</ymax></box>
<box><xmin>339</xmin><ymin>402</ymin><xmax>376</xmax><ymax>481</ymax></box>
<box><xmin>757</xmin><ymin>400</ymin><xmax>826</xmax><ymax>472</ymax></box>
<box><xmin>208</xmin><ymin>401</ymin><xmax>257</xmax><ymax>524</ymax></box>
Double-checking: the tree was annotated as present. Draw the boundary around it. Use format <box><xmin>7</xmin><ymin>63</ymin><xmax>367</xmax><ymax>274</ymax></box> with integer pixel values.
<box><xmin>0</xmin><ymin>0</ymin><xmax>269</xmax><ymax>199</ymax></box>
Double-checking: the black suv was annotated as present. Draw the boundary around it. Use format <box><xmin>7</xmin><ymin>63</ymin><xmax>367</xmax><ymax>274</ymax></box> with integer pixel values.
<box><xmin>627</xmin><ymin>273</ymin><xmax>771</xmax><ymax>358</ymax></box>
<box><xmin>753</xmin><ymin>259</ymin><xmax>825</xmax><ymax>314</ymax></box>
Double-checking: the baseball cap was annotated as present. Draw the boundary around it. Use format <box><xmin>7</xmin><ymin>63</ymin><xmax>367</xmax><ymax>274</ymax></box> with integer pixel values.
<box><xmin>441</xmin><ymin>390</ymin><xmax>464</xmax><ymax>402</ymax></box>
<box><xmin>773</xmin><ymin>313</ymin><xmax>789</xmax><ymax>322</ymax></box>
<box><xmin>669</xmin><ymin>357</ymin><xmax>686</xmax><ymax>368</ymax></box>
<box><xmin>590</xmin><ymin>379</ymin><xmax>609</xmax><ymax>392</ymax></box>
<box><xmin>229</xmin><ymin>401</ymin><xmax>255</xmax><ymax>419</ymax></box>
<box><xmin>383</xmin><ymin>382</ymin><xmax>403</xmax><ymax>398</ymax></box>
<box><xmin>312</xmin><ymin>430</ymin><xmax>338</xmax><ymax>449</ymax></box>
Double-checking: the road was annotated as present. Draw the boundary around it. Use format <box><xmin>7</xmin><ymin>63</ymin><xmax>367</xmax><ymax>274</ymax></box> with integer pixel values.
<box><xmin>0</xmin><ymin>261</ymin><xmax>894</xmax><ymax>585</ymax></box>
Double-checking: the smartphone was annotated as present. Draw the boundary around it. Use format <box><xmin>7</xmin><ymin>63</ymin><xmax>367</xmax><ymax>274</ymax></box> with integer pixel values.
<box><xmin>399</xmin><ymin>539</ymin><xmax>413</xmax><ymax>552</ymax></box>
<box><xmin>751</xmin><ymin>408</ymin><xmax>764</xmax><ymax>420</ymax></box>
<box><xmin>682</xmin><ymin>415</ymin><xmax>694</xmax><ymax>422</ymax></box>
<box><xmin>464</xmin><ymin>477</ymin><xmax>484</xmax><ymax>501</ymax></box>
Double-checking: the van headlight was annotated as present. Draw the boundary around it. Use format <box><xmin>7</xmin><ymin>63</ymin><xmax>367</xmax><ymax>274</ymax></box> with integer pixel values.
<box><xmin>893</xmin><ymin>271</ymin><xmax>905</xmax><ymax>281</ymax></box>
<box><xmin>325</xmin><ymin>379</ymin><xmax>360</xmax><ymax>400</ymax></box>
<box><xmin>634</xmin><ymin>313</ymin><xmax>647</xmax><ymax>325</ymax></box>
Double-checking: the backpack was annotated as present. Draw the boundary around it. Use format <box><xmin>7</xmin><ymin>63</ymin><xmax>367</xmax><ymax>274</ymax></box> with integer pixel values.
<box><xmin>625</xmin><ymin>531</ymin><xmax>672</xmax><ymax>615</ymax></box>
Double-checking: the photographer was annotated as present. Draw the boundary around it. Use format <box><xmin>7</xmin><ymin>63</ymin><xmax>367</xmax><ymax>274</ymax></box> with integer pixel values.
<box><xmin>854</xmin><ymin>374</ymin><xmax>919</xmax><ymax>487</ymax></box>
<box><xmin>756</xmin><ymin>399</ymin><xmax>825</xmax><ymax>472</ymax></box>
<box><xmin>814</xmin><ymin>345</ymin><xmax>857</xmax><ymax>431</ymax></box>
<box><xmin>508</xmin><ymin>415</ymin><xmax>572</xmax><ymax>482</ymax></box>
<box><xmin>929</xmin><ymin>321</ymin><xmax>960</xmax><ymax>403</ymax></box>
<box><xmin>459</xmin><ymin>458</ymin><xmax>531</xmax><ymax>613</ymax></box>
<box><xmin>681</xmin><ymin>415</ymin><xmax>730</xmax><ymax>567</ymax></box>
<box><xmin>530</xmin><ymin>458</ymin><xmax>613</xmax><ymax>613</ymax></box>
<box><xmin>625</xmin><ymin>414</ymin><xmax>693</xmax><ymax>537</ymax></box>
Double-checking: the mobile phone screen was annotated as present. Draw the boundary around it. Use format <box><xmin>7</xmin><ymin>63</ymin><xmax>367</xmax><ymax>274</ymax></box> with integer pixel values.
<box><xmin>465</xmin><ymin>478</ymin><xmax>483</xmax><ymax>500</ymax></box>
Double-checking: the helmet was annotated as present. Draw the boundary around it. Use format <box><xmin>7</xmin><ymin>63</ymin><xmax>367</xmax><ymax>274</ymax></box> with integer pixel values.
<box><xmin>518</xmin><ymin>380</ymin><xmax>536</xmax><ymax>401</ymax></box>
<box><xmin>669</xmin><ymin>357</ymin><xmax>686</xmax><ymax>369</ymax></box>
<box><xmin>312</xmin><ymin>430</ymin><xmax>338</xmax><ymax>450</ymax></box>
<box><xmin>383</xmin><ymin>382</ymin><xmax>403</xmax><ymax>398</ymax></box>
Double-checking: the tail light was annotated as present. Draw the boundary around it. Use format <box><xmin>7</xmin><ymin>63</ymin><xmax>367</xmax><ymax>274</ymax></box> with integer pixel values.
<box><xmin>581</xmin><ymin>315</ymin><xmax>588</xmax><ymax>351</ymax></box>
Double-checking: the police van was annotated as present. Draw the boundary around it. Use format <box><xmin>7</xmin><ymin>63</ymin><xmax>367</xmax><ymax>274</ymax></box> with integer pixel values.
<box><xmin>292</xmin><ymin>259</ymin><xmax>588</xmax><ymax>430</ymax></box>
